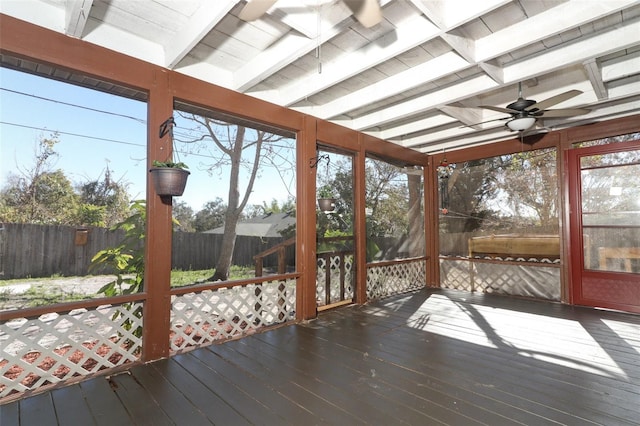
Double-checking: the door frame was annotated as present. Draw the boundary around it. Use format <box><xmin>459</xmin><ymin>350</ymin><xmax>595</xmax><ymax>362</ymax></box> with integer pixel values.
<box><xmin>567</xmin><ymin>139</ymin><xmax>640</xmax><ymax>313</ymax></box>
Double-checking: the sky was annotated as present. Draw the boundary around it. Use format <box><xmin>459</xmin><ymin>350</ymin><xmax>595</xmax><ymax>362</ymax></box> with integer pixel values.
<box><xmin>0</xmin><ymin>67</ymin><xmax>296</xmax><ymax>212</ymax></box>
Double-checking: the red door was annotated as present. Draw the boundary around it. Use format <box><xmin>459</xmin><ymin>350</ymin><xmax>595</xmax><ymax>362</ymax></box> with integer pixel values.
<box><xmin>568</xmin><ymin>141</ymin><xmax>640</xmax><ymax>314</ymax></box>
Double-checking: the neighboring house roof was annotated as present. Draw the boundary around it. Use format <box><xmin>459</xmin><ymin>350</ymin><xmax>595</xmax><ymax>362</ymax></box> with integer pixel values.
<box><xmin>204</xmin><ymin>211</ymin><xmax>295</xmax><ymax>238</ymax></box>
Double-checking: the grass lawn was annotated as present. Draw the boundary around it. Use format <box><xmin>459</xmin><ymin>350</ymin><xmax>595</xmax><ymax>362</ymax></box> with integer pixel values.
<box><xmin>0</xmin><ymin>266</ymin><xmax>257</xmax><ymax>310</ymax></box>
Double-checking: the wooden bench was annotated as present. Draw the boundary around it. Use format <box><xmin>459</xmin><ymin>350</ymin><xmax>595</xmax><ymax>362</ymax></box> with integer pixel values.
<box><xmin>468</xmin><ymin>234</ymin><xmax>560</xmax><ymax>260</ymax></box>
<box><xmin>598</xmin><ymin>247</ymin><xmax>640</xmax><ymax>272</ymax></box>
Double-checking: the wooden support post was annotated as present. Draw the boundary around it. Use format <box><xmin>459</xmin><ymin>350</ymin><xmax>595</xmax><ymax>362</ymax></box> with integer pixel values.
<box><xmin>254</xmin><ymin>285</ymin><xmax>262</xmax><ymax>320</ymax></box>
<box><xmin>425</xmin><ymin>156</ymin><xmax>439</xmax><ymax>288</ymax></box>
<box><xmin>324</xmin><ymin>254</ymin><xmax>331</xmax><ymax>306</ymax></box>
<box><xmin>255</xmin><ymin>258</ymin><xmax>263</xmax><ymax>277</ymax></box>
<box><xmin>296</xmin><ymin>116</ymin><xmax>318</xmax><ymax>320</ymax></box>
<box><xmin>277</xmin><ymin>280</ymin><xmax>286</xmax><ymax>321</ymax></box>
<box><xmin>339</xmin><ymin>253</ymin><xmax>346</xmax><ymax>301</ymax></box>
<box><xmin>278</xmin><ymin>246</ymin><xmax>286</xmax><ymax>274</ymax></box>
<box><xmin>143</xmin><ymin>70</ymin><xmax>173</xmax><ymax>362</ymax></box>
<box><xmin>354</xmin><ymin>146</ymin><xmax>367</xmax><ymax>303</ymax></box>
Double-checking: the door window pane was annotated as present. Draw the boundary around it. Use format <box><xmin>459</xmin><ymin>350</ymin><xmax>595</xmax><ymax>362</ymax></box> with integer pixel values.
<box><xmin>580</xmin><ymin>155</ymin><xmax>640</xmax><ymax>273</ymax></box>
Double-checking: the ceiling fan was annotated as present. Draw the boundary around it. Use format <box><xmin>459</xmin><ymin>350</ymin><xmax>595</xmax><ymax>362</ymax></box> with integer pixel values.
<box><xmin>239</xmin><ymin>0</ymin><xmax>383</xmax><ymax>28</ymax></box>
<box><xmin>468</xmin><ymin>82</ymin><xmax>590</xmax><ymax>132</ymax></box>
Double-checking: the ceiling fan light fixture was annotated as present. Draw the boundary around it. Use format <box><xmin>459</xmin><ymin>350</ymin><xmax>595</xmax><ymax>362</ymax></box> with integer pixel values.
<box><xmin>507</xmin><ymin>116</ymin><xmax>536</xmax><ymax>131</ymax></box>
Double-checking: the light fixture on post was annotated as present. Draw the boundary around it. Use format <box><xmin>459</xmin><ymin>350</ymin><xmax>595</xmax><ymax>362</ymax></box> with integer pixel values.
<box><xmin>506</xmin><ymin>115</ymin><xmax>536</xmax><ymax>131</ymax></box>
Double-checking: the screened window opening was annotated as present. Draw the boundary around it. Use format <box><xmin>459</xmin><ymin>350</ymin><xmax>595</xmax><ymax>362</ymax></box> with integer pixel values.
<box><xmin>0</xmin><ymin>66</ymin><xmax>147</xmax><ymax>311</ymax></box>
<box><xmin>168</xmin><ymin>103</ymin><xmax>297</xmax><ymax>287</ymax></box>
<box><xmin>364</xmin><ymin>157</ymin><xmax>424</xmax><ymax>262</ymax></box>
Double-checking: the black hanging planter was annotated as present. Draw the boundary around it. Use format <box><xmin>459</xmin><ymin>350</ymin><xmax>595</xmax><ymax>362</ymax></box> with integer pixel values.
<box><xmin>317</xmin><ymin>197</ymin><xmax>336</xmax><ymax>212</ymax></box>
<box><xmin>150</xmin><ymin>167</ymin><xmax>190</xmax><ymax>196</ymax></box>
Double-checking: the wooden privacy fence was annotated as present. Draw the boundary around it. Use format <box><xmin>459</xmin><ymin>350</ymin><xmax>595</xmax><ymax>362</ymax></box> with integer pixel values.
<box><xmin>0</xmin><ymin>223</ymin><xmax>292</xmax><ymax>279</ymax></box>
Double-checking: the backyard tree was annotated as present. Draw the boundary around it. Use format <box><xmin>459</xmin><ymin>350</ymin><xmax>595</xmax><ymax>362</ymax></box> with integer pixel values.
<box><xmin>497</xmin><ymin>149</ymin><xmax>558</xmax><ymax>228</ymax></box>
<box><xmin>0</xmin><ymin>133</ymin><xmax>79</xmax><ymax>224</ymax></box>
<box><xmin>193</xmin><ymin>197</ymin><xmax>227</xmax><ymax>232</ymax></box>
<box><xmin>175</xmin><ymin>113</ymin><xmax>294</xmax><ymax>281</ymax></box>
<box><xmin>441</xmin><ymin>158</ymin><xmax>499</xmax><ymax>234</ymax></box>
<box><xmin>77</xmin><ymin>165</ymin><xmax>131</xmax><ymax>227</ymax></box>
<box><xmin>172</xmin><ymin>200</ymin><xmax>195</xmax><ymax>232</ymax></box>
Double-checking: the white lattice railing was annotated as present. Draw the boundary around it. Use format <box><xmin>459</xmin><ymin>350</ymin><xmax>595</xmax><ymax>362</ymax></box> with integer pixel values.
<box><xmin>170</xmin><ymin>278</ymin><xmax>296</xmax><ymax>353</ymax></box>
<box><xmin>316</xmin><ymin>252</ymin><xmax>354</xmax><ymax>306</ymax></box>
<box><xmin>0</xmin><ymin>302</ymin><xmax>143</xmax><ymax>399</ymax></box>
<box><xmin>440</xmin><ymin>257</ymin><xmax>561</xmax><ymax>300</ymax></box>
<box><xmin>366</xmin><ymin>258</ymin><xmax>426</xmax><ymax>301</ymax></box>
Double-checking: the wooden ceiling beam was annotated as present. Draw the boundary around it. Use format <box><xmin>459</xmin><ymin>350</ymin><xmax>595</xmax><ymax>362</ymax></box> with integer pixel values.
<box><xmin>164</xmin><ymin>0</ymin><xmax>239</xmax><ymax>69</ymax></box>
<box><xmin>253</xmin><ymin>14</ymin><xmax>437</xmax><ymax>105</ymax></box>
<box><xmin>64</xmin><ymin>0</ymin><xmax>92</xmax><ymax>38</ymax></box>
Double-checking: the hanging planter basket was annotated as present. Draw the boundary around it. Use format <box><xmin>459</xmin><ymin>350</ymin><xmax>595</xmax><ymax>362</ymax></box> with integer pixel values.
<box><xmin>317</xmin><ymin>197</ymin><xmax>336</xmax><ymax>212</ymax></box>
<box><xmin>150</xmin><ymin>167</ymin><xmax>190</xmax><ymax>196</ymax></box>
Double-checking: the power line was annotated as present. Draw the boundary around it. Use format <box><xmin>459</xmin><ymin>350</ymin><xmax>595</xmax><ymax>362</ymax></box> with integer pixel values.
<box><xmin>0</xmin><ymin>121</ymin><xmax>296</xmax><ymax>170</ymax></box>
<box><xmin>0</xmin><ymin>121</ymin><xmax>145</xmax><ymax>148</ymax></box>
<box><xmin>0</xmin><ymin>87</ymin><xmax>146</xmax><ymax>124</ymax></box>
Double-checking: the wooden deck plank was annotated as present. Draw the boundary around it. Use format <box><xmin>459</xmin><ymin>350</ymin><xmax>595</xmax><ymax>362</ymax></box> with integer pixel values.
<box><xmin>378</xmin><ymin>295</ymin><xmax>640</xmax><ymax>373</ymax></box>
<box><xmin>232</xmin><ymin>332</ymin><xmax>452</xmax><ymax>424</ymax></box>
<box><xmin>215</xmin><ymin>342</ymin><xmax>440</xmax><ymax>424</ymax></box>
<box><xmin>50</xmin><ymin>385</ymin><xmax>95</xmax><ymax>425</ymax></box>
<box><xmin>248</xmin><ymin>330</ymin><xmax>504</xmax><ymax>425</ymax></box>
<box><xmin>288</xmin><ymin>325</ymin><xmax>567</xmax><ymax>426</ymax></box>
<box><xmin>326</xmin><ymin>299</ymin><xmax>639</xmax><ymax>424</ymax></box>
<box><xmin>128</xmin><ymin>364</ymin><xmax>212</xmax><ymax>426</ymax></box>
<box><xmin>18</xmin><ymin>392</ymin><xmax>57</xmax><ymax>426</ymax></box>
<box><xmin>109</xmin><ymin>373</ymin><xmax>173</xmax><ymax>426</ymax></box>
<box><xmin>172</xmin><ymin>351</ymin><xmax>289</xmax><ymax>425</ymax></box>
<box><xmin>387</xmin><ymin>322</ymin><xmax>640</xmax><ymax>419</ymax></box>
<box><xmin>251</xmin><ymin>321</ymin><xmax>548</xmax><ymax>426</ymax></box>
<box><xmin>79</xmin><ymin>377</ymin><xmax>132</xmax><ymax>425</ymax></box>
<box><xmin>210</xmin><ymin>340</ymin><xmax>366</xmax><ymax>425</ymax></box>
<box><xmin>219</xmin><ymin>336</ymin><xmax>382</xmax><ymax>425</ymax></box>
<box><xmin>3</xmin><ymin>288</ymin><xmax>639</xmax><ymax>426</ymax></box>
<box><xmin>293</xmin><ymin>300</ymin><xmax>639</xmax><ymax>425</ymax></box>
<box><xmin>191</xmin><ymin>346</ymin><xmax>323</xmax><ymax>425</ymax></box>
<box><xmin>149</xmin><ymin>358</ymin><xmax>251</xmax><ymax>426</ymax></box>
<box><xmin>0</xmin><ymin>398</ymin><xmax>19</xmax><ymax>426</ymax></box>
<box><xmin>245</xmin><ymin>329</ymin><xmax>490</xmax><ymax>426</ymax></box>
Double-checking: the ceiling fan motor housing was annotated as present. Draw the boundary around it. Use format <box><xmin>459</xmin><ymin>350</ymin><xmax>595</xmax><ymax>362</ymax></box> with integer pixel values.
<box><xmin>507</xmin><ymin>98</ymin><xmax>536</xmax><ymax>111</ymax></box>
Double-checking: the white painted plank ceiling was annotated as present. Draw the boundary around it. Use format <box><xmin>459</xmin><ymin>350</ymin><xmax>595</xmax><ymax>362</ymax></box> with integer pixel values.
<box><xmin>1</xmin><ymin>0</ymin><xmax>639</xmax><ymax>153</ymax></box>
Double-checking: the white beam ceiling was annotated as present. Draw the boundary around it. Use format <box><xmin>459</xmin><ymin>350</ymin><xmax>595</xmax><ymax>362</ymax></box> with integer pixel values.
<box><xmin>2</xmin><ymin>0</ymin><xmax>639</xmax><ymax>154</ymax></box>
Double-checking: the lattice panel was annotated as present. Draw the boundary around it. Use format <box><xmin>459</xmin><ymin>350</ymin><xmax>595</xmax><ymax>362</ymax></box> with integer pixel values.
<box><xmin>366</xmin><ymin>260</ymin><xmax>425</xmax><ymax>301</ymax></box>
<box><xmin>0</xmin><ymin>302</ymin><xmax>143</xmax><ymax>399</ymax></box>
<box><xmin>440</xmin><ymin>259</ymin><xmax>473</xmax><ymax>291</ymax></box>
<box><xmin>171</xmin><ymin>278</ymin><xmax>296</xmax><ymax>353</ymax></box>
<box><xmin>316</xmin><ymin>254</ymin><xmax>354</xmax><ymax>305</ymax></box>
<box><xmin>440</xmin><ymin>259</ymin><xmax>560</xmax><ymax>300</ymax></box>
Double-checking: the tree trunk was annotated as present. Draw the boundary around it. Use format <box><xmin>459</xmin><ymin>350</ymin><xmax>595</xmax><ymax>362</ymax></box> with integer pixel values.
<box><xmin>210</xmin><ymin>126</ymin><xmax>262</xmax><ymax>281</ymax></box>
<box><xmin>407</xmin><ymin>173</ymin><xmax>423</xmax><ymax>257</ymax></box>
<box><xmin>212</xmin><ymin>207</ymin><xmax>240</xmax><ymax>281</ymax></box>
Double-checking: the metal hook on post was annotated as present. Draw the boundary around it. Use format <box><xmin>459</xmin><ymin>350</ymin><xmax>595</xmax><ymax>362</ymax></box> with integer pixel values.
<box><xmin>309</xmin><ymin>153</ymin><xmax>330</xmax><ymax>169</ymax></box>
<box><xmin>159</xmin><ymin>116</ymin><xmax>175</xmax><ymax>139</ymax></box>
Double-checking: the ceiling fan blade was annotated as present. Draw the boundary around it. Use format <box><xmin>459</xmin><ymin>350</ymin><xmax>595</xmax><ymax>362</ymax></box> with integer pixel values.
<box><xmin>539</xmin><ymin>108</ymin><xmax>590</xmax><ymax>118</ymax></box>
<box><xmin>525</xmin><ymin>89</ymin><xmax>582</xmax><ymax>112</ymax></box>
<box><xmin>477</xmin><ymin>105</ymin><xmax>519</xmax><ymax>114</ymax></box>
<box><xmin>239</xmin><ymin>0</ymin><xmax>278</xmax><ymax>21</ymax></box>
<box><xmin>459</xmin><ymin>116</ymin><xmax>509</xmax><ymax>128</ymax></box>
<box><xmin>343</xmin><ymin>0</ymin><xmax>382</xmax><ymax>28</ymax></box>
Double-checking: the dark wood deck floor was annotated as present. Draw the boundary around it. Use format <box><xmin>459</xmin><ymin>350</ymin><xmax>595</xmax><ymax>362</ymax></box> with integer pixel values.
<box><xmin>2</xmin><ymin>289</ymin><xmax>640</xmax><ymax>425</ymax></box>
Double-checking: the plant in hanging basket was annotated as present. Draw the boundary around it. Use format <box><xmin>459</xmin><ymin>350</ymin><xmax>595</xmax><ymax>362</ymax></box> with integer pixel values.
<box><xmin>317</xmin><ymin>184</ymin><xmax>337</xmax><ymax>212</ymax></box>
<box><xmin>150</xmin><ymin>160</ymin><xmax>190</xmax><ymax>196</ymax></box>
